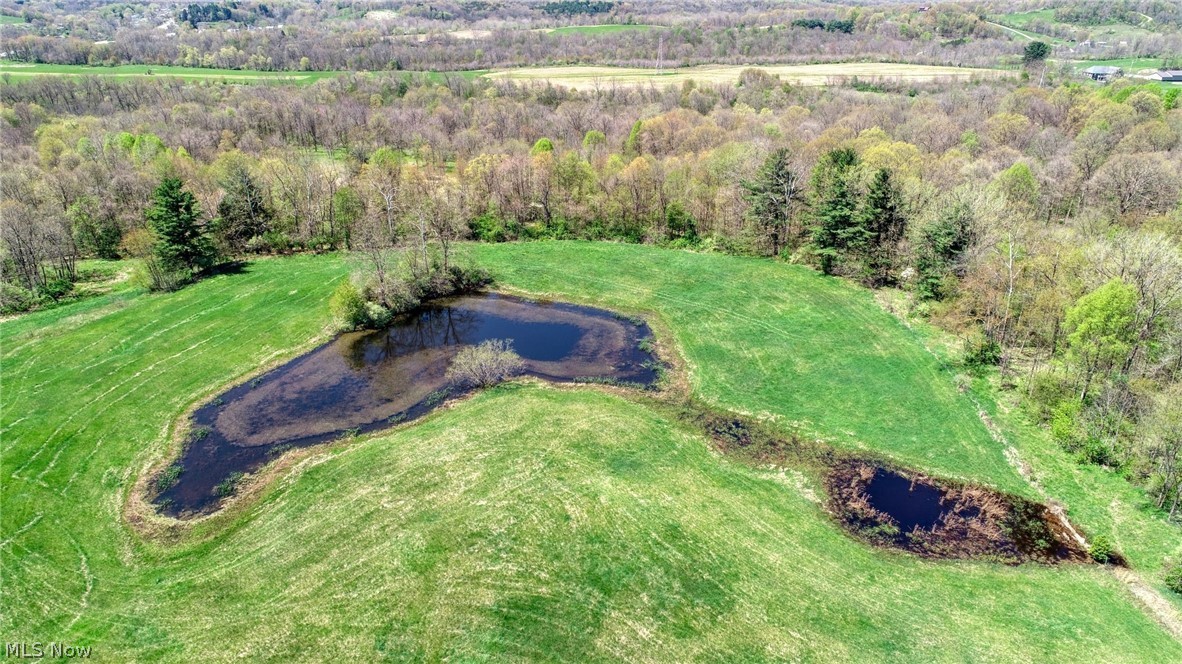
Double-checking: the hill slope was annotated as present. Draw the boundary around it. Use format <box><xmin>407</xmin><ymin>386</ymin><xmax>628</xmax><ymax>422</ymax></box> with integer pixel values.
<box><xmin>2</xmin><ymin>245</ymin><xmax>1179</xmax><ymax>660</ymax></box>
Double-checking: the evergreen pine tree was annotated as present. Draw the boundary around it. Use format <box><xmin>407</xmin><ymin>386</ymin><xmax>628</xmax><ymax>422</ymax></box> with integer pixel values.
<box><xmin>212</xmin><ymin>162</ymin><xmax>273</xmax><ymax>253</ymax></box>
<box><xmin>808</xmin><ymin>147</ymin><xmax>863</xmax><ymax>275</ymax></box>
<box><xmin>858</xmin><ymin>168</ymin><xmax>906</xmax><ymax>286</ymax></box>
<box><xmin>147</xmin><ymin>177</ymin><xmax>215</xmax><ymax>277</ymax></box>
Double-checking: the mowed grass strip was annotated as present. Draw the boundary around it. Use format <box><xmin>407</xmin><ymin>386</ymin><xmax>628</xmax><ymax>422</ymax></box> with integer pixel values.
<box><xmin>2</xmin><ymin>245</ymin><xmax>1180</xmax><ymax>659</ymax></box>
<box><xmin>485</xmin><ymin>62</ymin><xmax>1010</xmax><ymax>90</ymax></box>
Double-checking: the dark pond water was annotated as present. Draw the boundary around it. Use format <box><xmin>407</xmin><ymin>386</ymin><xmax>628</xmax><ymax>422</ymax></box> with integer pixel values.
<box><xmin>156</xmin><ymin>293</ymin><xmax>659</xmax><ymax>516</ymax></box>
<box><xmin>864</xmin><ymin>468</ymin><xmax>946</xmax><ymax>532</ymax></box>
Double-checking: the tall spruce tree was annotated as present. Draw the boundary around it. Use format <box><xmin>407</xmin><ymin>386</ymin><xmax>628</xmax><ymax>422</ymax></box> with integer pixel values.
<box><xmin>858</xmin><ymin>168</ymin><xmax>906</xmax><ymax>286</ymax></box>
<box><xmin>147</xmin><ymin>177</ymin><xmax>215</xmax><ymax>277</ymax></box>
<box><xmin>808</xmin><ymin>147</ymin><xmax>863</xmax><ymax>275</ymax></box>
<box><xmin>742</xmin><ymin>148</ymin><xmax>804</xmax><ymax>256</ymax></box>
<box><xmin>212</xmin><ymin>162</ymin><xmax>273</xmax><ymax>253</ymax></box>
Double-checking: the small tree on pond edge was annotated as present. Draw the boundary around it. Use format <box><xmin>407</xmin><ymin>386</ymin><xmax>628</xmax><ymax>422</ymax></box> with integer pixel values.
<box><xmin>145</xmin><ymin>177</ymin><xmax>215</xmax><ymax>290</ymax></box>
<box><xmin>445</xmin><ymin>339</ymin><xmax>526</xmax><ymax>388</ymax></box>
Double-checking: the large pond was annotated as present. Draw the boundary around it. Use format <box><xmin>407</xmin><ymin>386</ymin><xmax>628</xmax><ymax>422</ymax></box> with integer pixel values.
<box><xmin>156</xmin><ymin>293</ymin><xmax>659</xmax><ymax>516</ymax></box>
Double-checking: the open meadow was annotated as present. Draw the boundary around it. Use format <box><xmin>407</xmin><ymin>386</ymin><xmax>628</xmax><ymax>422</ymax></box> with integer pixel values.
<box><xmin>3</xmin><ymin>244</ymin><xmax>1180</xmax><ymax>660</ymax></box>
<box><xmin>484</xmin><ymin>63</ymin><xmax>1012</xmax><ymax>90</ymax></box>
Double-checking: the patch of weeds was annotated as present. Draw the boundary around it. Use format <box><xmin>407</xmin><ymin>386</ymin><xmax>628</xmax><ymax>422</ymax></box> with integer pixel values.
<box><xmin>862</xmin><ymin>522</ymin><xmax>902</xmax><ymax>543</ymax></box>
<box><xmin>1166</xmin><ymin>562</ymin><xmax>1182</xmax><ymax>595</ymax></box>
<box><xmin>212</xmin><ymin>396</ymin><xmax>224</xmax><ymax>406</ymax></box>
<box><xmin>387</xmin><ymin>412</ymin><xmax>407</xmax><ymax>425</ymax></box>
<box><xmin>342</xmin><ymin>427</ymin><xmax>361</xmax><ymax>439</ymax></box>
<box><xmin>267</xmin><ymin>443</ymin><xmax>293</xmax><ymax>457</ymax></box>
<box><xmin>156</xmin><ymin>465</ymin><xmax>183</xmax><ymax>491</ymax></box>
<box><xmin>424</xmin><ymin>388</ymin><xmax>451</xmax><ymax>407</ymax></box>
<box><xmin>213</xmin><ymin>471</ymin><xmax>245</xmax><ymax>497</ymax></box>
<box><xmin>637</xmin><ymin>337</ymin><xmax>656</xmax><ymax>354</ymax></box>
<box><xmin>711</xmin><ymin>418</ymin><xmax>752</xmax><ymax>447</ymax></box>
<box><xmin>613</xmin><ymin>311</ymin><xmax>645</xmax><ymax>326</ymax></box>
<box><xmin>1002</xmin><ymin>500</ymin><xmax>1057</xmax><ymax>558</ymax></box>
<box><xmin>572</xmin><ymin>376</ymin><xmax>646</xmax><ymax>389</ymax></box>
<box><xmin>191</xmin><ymin>426</ymin><xmax>211</xmax><ymax>441</ymax></box>
<box><xmin>250</xmin><ymin>377</ymin><xmax>263</xmax><ymax>389</ymax></box>
<box><xmin>641</xmin><ymin>359</ymin><xmax>667</xmax><ymax>382</ymax></box>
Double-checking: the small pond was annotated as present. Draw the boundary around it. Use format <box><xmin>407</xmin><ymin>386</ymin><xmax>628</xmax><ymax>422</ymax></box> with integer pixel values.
<box><xmin>863</xmin><ymin>468</ymin><xmax>946</xmax><ymax>532</ymax></box>
<box><xmin>155</xmin><ymin>293</ymin><xmax>659</xmax><ymax>516</ymax></box>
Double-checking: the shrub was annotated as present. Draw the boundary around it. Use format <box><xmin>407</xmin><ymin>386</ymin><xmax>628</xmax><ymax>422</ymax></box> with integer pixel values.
<box><xmin>1089</xmin><ymin>535</ymin><xmax>1115</xmax><ymax>564</ymax></box>
<box><xmin>364</xmin><ymin>301</ymin><xmax>393</xmax><ymax>328</ymax></box>
<box><xmin>445</xmin><ymin>339</ymin><xmax>526</xmax><ymax>388</ymax></box>
<box><xmin>1166</xmin><ymin>562</ymin><xmax>1182</xmax><ymax>595</ymax></box>
<box><xmin>1076</xmin><ymin>438</ymin><xmax>1117</xmax><ymax>468</ymax></box>
<box><xmin>962</xmin><ymin>335</ymin><xmax>1001</xmax><ymax>372</ymax></box>
<box><xmin>0</xmin><ymin>282</ymin><xmax>41</xmax><ymax>314</ymax></box>
<box><xmin>329</xmin><ymin>280</ymin><xmax>369</xmax><ymax>330</ymax></box>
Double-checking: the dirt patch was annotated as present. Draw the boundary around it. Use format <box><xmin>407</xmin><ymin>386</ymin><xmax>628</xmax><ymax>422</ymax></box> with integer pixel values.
<box><xmin>826</xmin><ymin>460</ymin><xmax>1091</xmax><ymax>564</ymax></box>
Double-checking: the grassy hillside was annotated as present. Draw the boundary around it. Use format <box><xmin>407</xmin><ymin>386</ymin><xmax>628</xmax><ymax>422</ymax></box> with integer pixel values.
<box><xmin>470</xmin><ymin>243</ymin><xmax>1181</xmax><ymax>572</ymax></box>
<box><xmin>3</xmin><ymin>245</ymin><xmax>1180</xmax><ymax>660</ymax></box>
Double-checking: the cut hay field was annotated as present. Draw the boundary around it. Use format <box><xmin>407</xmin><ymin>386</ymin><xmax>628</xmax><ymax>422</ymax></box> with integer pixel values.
<box><xmin>485</xmin><ymin>62</ymin><xmax>1011</xmax><ymax>90</ymax></box>
<box><xmin>3</xmin><ymin>245</ymin><xmax>1180</xmax><ymax>660</ymax></box>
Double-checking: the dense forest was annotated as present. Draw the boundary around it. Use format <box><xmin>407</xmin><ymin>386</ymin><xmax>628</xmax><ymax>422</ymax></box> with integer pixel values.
<box><xmin>3</xmin><ymin>0</ymin><xmax>1182</xmax><ymax>72</ymax></box>
<box><xmin>3</xmin><ymin>57</ymin><xmax>1181</xmax><ymax>518</ymax></box>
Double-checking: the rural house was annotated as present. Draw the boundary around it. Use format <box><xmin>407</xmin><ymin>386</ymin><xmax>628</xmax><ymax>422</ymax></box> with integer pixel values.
<box><xmin>1083</xmin><ymin>65</ymin><xmax>1123</xmax><ymax>81</ymax></box>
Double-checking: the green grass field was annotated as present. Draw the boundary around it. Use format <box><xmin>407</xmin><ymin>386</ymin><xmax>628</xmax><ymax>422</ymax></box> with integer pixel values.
<box><xmin>0</xmin><ymin>13</ymin><xmax>26</xmax><ymax>24</ymax></box>
<box><xmin>995</xmin><ymin>9</ymin><xmax>1155</xmax><ymax>43</ymax></box>
<box><xmin>1068</xmin><ymin>57</ymin><xmax>1176</xmax><ymax>75</ymax></box>
<box><xmin>988</xmin><ymin>13</ymin><xmax>1068</xmax><ymax>45</ymax></box>
<box><xmin>3</xmin><ymin>245</ymin><xmax>1180</xmax><ymax>660</ymax></box>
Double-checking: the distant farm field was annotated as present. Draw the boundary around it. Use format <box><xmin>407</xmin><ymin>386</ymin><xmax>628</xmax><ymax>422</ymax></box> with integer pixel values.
<box><xmin>0</xmin><ymin>62</ymin><xmax>488</xmax><ymax>85</ymax></box>
<box><xmin>485</xmin><ymin>62</ymin><xmax>1011</xmax><ymax>90</ymax></box>
<box><xmin>0</xmin><ymin>62</ymin><xmax>342</xmax><ymax>84</ymax></box>
<box><xmin>0</xmin><ymin>61</ymin><xmax>1006</xmax><ymax>90</ymax></box>
<box><xmin>4</xmin><ymin>244</ymin><xmax>1180</xmax><ymax>659</ymax></box>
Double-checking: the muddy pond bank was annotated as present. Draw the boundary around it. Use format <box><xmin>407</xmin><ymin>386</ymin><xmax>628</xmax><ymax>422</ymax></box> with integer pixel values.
<box><xmin>826</xmin><ymin>461</ymin><xmax>1091</xmax><ymax>563</ymax></box>
<box><xmin>154</xmin><ymin>292</ymin><xmax>660</xmax><ymax>516</ymax></box>
<box><xmin>690</xmin><ymin>409</ymin><xmax>1094</xmax><ymax>564</ymax></box>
